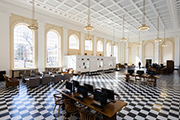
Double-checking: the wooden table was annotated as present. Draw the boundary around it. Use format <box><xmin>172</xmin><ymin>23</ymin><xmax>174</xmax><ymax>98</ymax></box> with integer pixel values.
<box><xmin>123</xmin><ymin>73</ymin><xmax>160</xmax><ymax>87</ymax></box>
<box><xmin>56</xmin><ymin>89</ymin><xmax>127</xmax><ymax>120</ymax></box>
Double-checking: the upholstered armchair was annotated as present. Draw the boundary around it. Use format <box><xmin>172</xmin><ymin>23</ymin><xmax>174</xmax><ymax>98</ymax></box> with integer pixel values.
<box><xmin>3</xmin><ymin>74</ymin><xmax>19</xmax><ymax>89</ymax></box>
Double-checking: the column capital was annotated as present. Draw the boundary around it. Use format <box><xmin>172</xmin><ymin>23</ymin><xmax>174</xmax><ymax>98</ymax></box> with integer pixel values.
<box><xmin>63</xmin><ymin>26</ymin><xmax>68</xmax><ymax>31</ymax></box>
<box><xmin>37</xmin><ymin>20</ymin><xmax>46</xmax><ymax>25</ymax></box>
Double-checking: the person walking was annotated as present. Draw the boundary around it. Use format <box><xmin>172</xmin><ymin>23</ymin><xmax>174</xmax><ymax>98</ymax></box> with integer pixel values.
<box><xmin>138</xmin><ymin>62</ymin><xmax>141</xmax><ymax>69</ymax></box>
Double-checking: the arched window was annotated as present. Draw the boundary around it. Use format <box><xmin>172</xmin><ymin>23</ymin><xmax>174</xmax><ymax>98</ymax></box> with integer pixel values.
<box><xmin>85</xmin><ymin>40</ymin><xmax>92</xmax><ymax>51</ymax></box>
<box><xmin>14</xmin><ymin>24</ymin><xmax>34</xmax><ymax>68</ymax></box>
<box><xmin>69</xmin><ymin>34</ymin><xmax>79</xmax><ymax>49</ymax></box>
<box><xmin>46</xmin><ymin>31</ymin><xmax>61</xmax><ymax>67</ymax></box>
<box><xmin>97</xmin><ymin>40</ymin><xmax>103</xmax><ymax>52</ymax></box>
<box><xmin>106</xmin><ymin>42</ymin><xmax>111</xmax><ymax>56</ymax></box>
<box><xmin>113</xmin><ymin>44</ymin><xmax>118</xmax><ymax>62</ymax></box>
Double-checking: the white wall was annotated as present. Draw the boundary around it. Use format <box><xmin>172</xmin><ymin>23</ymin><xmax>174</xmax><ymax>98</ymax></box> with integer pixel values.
<box><xmin>0</xmin><ymin>12</ymin><xmax>10</xmax><ymax>75</ymax></box>
<box><xmin>131</xmin><ymin>44</ymin><xmax>138</xmax><ymax>65</ymax></box>
<box><xmin>144</xmin><ymin>43</ymin><xmax>154</xmax><ymax>63</ymax></box>
<box><xmin>162</xmin><ymin>41</ymin><xmax>173</xmax><ymax>64</ymax></box>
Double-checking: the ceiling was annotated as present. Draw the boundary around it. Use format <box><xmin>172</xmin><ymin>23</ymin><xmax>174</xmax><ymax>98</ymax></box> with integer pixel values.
<box><xmin>1</xmin><ymin>0</ymin><xmax>179</xmax><ymax>38</ymax></box>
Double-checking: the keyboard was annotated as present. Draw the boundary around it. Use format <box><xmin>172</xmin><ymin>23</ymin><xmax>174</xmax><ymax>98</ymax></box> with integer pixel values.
<box><xmin>91</xmin><ymin>103</ymin><xmax>103</xmax><ymax>109</ymax></box>
<box><xmin>62</xmin><ymin>90</ymin><xmax>70</xmax><ymax>94</ymax></box>
<box><xmin>74</xmin><ymin>96</ymin><xmax>83</xmax><ymax>101</ymax></box>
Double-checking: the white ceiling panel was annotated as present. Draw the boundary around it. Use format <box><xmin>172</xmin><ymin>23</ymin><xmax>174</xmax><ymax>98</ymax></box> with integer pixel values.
<box><xmin>0</xmin><ymin>0</ymin><xmax>179</xmax><ymax>36</ymax></box>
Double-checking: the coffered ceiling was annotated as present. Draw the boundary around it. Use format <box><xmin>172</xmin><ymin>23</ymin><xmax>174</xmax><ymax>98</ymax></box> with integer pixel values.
<box><xmin>0</xmin><ymin>0</ymin><xmax>179</xmax><ymax>38</ymax></box>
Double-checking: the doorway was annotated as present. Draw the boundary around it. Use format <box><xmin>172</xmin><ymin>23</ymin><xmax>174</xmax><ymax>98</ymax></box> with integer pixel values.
<box><xmin>146</xmin><ymin>59</ymin><xmax>152</xmax><ymax>66</ymax></box>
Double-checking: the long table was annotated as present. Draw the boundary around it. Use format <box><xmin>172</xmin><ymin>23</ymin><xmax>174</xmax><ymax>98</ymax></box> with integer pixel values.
<box><xmin>56</xmin><ymin>89</ymin><xmax>127</xmax><ymax>120</ymax></box>
<box><xmin>123</xmin><ymin>73</ymin><xmax>160</xmax><ymax>87</ymax></box>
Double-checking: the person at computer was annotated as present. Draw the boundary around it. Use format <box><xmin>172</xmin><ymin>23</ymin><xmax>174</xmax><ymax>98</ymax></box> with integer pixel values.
<box><xmin>145</xmin><ymin>62</ymin><xmax>149</xmax><ymax>73</ymax></box>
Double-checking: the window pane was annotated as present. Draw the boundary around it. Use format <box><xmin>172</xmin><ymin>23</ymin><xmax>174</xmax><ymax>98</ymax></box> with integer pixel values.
<box><xmin>47</xmin><ymin>31</ymin><xmax>59</xmax><ymax>66</ymax></box>
<box><xmin>69</xmin><ymin>35</ymin><xmax>79</xmax><ymax>49</ymax></box>
<box><xmin>14</xmin><ymin>25</ymin><xmax>33</xmax><ymax>68</ymax></box>
<box><xmin>85</xmin><ymin>40</ymin><xmax>92</xmax><ymax>51</ymax></box>
<box><xmin>97</xmin><ymin>41</ymin><xmax>103</xmax><ymax>52</ymax></box>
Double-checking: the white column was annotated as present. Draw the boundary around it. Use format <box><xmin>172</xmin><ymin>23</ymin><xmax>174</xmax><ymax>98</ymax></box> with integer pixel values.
<box><xmin>63</xmin><ymin>27</ymin><xmax>68</xmax><ymax>66</ymax></box>
<box><xmin>121</xmin><ymin>42</ymin><xmax>124</xmax><ymax>63</ymax></box>
<box><xmin>126</xmin><ymin>42</ymin><xmax>129</xmax><ymax>64</ymax></box>
<box><xmin>0</xmin><ymin>11</ymin><xmax>11</xmax><ymax>75</ymax></box>
<box><xmin>118</xmin><ymin>42</ymin><xmax>121</xmax><ymax>63</ymax></box>
<box><xmin>155</xmin><ymin>42</ymin><xmax>159</xmax><ymax>63</ymax></box>
<box><xmin>139</xmin><ymin>41</ymin><xmax>142</xmax><ymax>63</ymax></box>
<box><xmin>37</xmin><ymin>20</ymin><xmax>45</xmax><ymax>72</ymax></box>
<box><xmin>93</xmin><ymin>35</ymin><xmax>97</xmax><ymax>56</ymax></box>
<box><xmin>112</xmin><ymin>44</ymin><xmax>114</xmax><ymax>57</ymax></box>
<box><xmin>174</xmin><ymin>37</ymin><xmax>179</xmax><ymax>67</ymax></box>
<box><xmin>104</xmin><ymin>39</ymin><xmax>106</xmax><ymax>56</ymax></box>
<box><xmin>81</xmin><ymin>31</ymin><xmax>85</xmax><ymax>55</ymax></box>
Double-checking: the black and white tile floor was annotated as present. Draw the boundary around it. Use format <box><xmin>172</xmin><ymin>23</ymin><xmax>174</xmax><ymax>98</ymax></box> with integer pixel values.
<box><xmin>0</xmin><ymin>70</ymin><xmax>180</xmax><ymax>120</ymax></box>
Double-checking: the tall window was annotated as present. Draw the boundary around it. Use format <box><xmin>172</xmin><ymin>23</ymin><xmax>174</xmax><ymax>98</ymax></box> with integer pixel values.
<box><xmin>69</xmin><ymin>34</ymin><xmax>79</xmax><ymax>49</ymax></box>
<box><xmin>106</xmin><ymin>42</ymin><xmax>111</xmax><ymax>56</ymax></box>
<box><xmin>97</xmin><ymin>40</ymin><xmax>103</xmax><ymax>52</ymax></box>
<box><xmin>113</xmin><ymin>44</ymin><xmax>118</xmax><ymax>62</ymax></box>
<box><xmin>14</xmin><ymin>24</ymin><xmax>34</xmax><ymax>68</ymax></box>
<box><xmin>46</xmin><ymin>31</ymin><xmax>61</xmax><ymax>67</ymax></box>
<box><xmin>85</xmin><ymin>40</ymin><xmax>92</xmax><ymax>51</ymax></box>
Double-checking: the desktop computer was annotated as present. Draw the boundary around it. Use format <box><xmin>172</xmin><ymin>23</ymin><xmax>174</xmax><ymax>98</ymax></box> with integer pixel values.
<box><xmin>101</xmin><ymin>88</ymin><xmax>116</xmax><ymax>103</ymax></box>
<box><xmin>84</xmin><ymin>83</ymin><xmax>94</xmax><ymax>95</ymax></box>
<box><xmin>75</xmin><ymin>85</ymin><xmax>88</xmax><ymax>101</ymax></box>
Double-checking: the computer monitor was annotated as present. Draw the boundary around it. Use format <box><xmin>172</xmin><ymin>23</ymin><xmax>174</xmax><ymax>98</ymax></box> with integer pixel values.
<box><xmin>73</xmin><ymin>80</ymin><xmax>79</xmax><ymax>88</ymax></box>
<box><xmin>93</xmin><ymin>91</ymin><xmax>107</xmax><ymax>106</ymax></box>
<box><xmin>128</xmin><ymin>69</ymin><xmax>134</xmax><ymax>75</ymax></box>
<box><xmin>84</xmin><ymin>83</ymin><xmax>93</xmax><ymax>93</ymax></box>
<box><xmin>66</xmin><ymin>81</ymin><xmax>72</xmax><ymax>92</ymax></box>
<box><xmin>101</xmin><ymin>88</ymin><xmax>114</xmax><ymax>100</ymax></box>
<box><xmin>77</xmin><ymin>85</ymin><xmax>88</xmax><ymax>98</ymax></box>
<box><xmin>136</xmin><ymin>70</ymin><xmax>144</xmax><ymax>76</ymax></box>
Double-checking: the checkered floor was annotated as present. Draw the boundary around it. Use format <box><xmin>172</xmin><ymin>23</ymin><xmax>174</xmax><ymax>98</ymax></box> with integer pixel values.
<box><xmin>0</xmin><ymin>70</ymin><xmax>180</xmax><ymax>120</ymax></box>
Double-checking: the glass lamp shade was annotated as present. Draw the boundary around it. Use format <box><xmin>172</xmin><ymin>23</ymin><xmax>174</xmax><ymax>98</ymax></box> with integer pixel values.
<box><xmin>138</xmin><ymin>24</ymin><xmax>150</xmax><ymax>31</ymax></box>
<box><xmin>28</xmin><ymin>24</ymin><xmax>38</xmax><ymax>30</ymax></box>
<box><xmin>162</xmin><ymin>42</ymin><xmax>167</xmax><ymax>47</ymax></box>
<box><xmin>154</xmin><ymin>37</ymin><xmax>162</xmax><ymax>42</ymax></box>
<box><xmin>84</xmin><ymin>24</ymin><xmax>94</xmax><ymax>31</ymax></box>
<box><xmin>136</xmin><ymin>43</ymin><xmax>142</xmax><ymax>46</ymax></box>
<box><xmin>120</xmin><ymin>37</ymin><xmax>127</xmax><ymax>41</ymax></box>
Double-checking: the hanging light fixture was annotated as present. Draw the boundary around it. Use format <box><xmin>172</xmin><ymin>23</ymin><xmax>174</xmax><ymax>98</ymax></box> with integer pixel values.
<box><xmin>112</xmin><ymin>27</ymin><xmax>116</xmax><ymax>46</ymax></box>
<box><xmin>28</xmin><ymin>0</ymin><xmax>38</xmax><ymax>30</ymax></box>
<box><xmin>139</xmin><ymin>0</ymin><xmax>150</xmax><ymax>31</ymax></box>
<box><xmin>137</xmin><ymin>31</ymin><xmax>142</xmax><ymax>46</ymax></box>
<box><xmin>84</xmin><ymin>0</ymin><xmax>94</xmax><ymax>31</ymax></box>
<box><xmin>162</xmin><ymin>28</ymin><xmax>167</xmax><ymax>47</ymax></box>
<box><xmin>155</xmin><ymin>16</ymin><xmax>162</xmax><ymax>42</ymax></box>
<box><xmin>120</xmin><ymin>15</ymin><xmax>126</xmax><ymax>41</ymax></box>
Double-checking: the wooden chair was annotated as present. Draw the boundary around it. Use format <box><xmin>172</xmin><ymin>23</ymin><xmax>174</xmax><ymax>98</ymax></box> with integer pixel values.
<box><xmin>63</xmin><ymin>99</ymin><xmax>78</xmax><ymax>120</ymax></box>
<box><xmin>141</xmin><ymin>77</ymin><xmax>147</xmax><ymax>86</ymax></box>
<box><xmin>135</xmin><ymin>75</ymin><xmax>141</xmax><ymax>84</ymax></box>
<box><xmin>70</xmin><ymin>70</ymin><xmax>74</xmax><ymax>78</ymax></box>
<box><xmin>147</xmin><ymin>77</ymin><xmax>155</xmax><ymax>87</ymax></box>
<box><xmin>128</xmin><ymin>76</ymin><xmax>135</xmax><ymax>84</ymax></box>
<box><xmin>53</xmin><ymin>94</ymin><xmax>64</xmax><ymax>117</ymax></box>
<box><xmin>78</xmin><ymin>106</ymin><xmax>98</xmax><ymax>120</ymax></box>
<box><xmin>3</xmin><ymin>74</ymin><xmax>19</xmax><ymax>89</ymax></box>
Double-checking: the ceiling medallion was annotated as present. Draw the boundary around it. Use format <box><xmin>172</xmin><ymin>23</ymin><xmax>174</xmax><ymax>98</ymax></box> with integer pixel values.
<box><xmin>139</xmin><ymin>0</ymin><xmax>149</xmax><ymax>31</ymax></box>
<box><xmin>28</xmin><ymin>0</ymin><xmax>38</xmax><ymax>30</ymax></box>
<box><xmin>84</xmin><ymin>0</ymin><xmax>94</xmax><ymax>31</ymax></box>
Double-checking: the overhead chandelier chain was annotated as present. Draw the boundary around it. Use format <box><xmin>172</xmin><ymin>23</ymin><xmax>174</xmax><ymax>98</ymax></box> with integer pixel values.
<box><xmin>122</xmin><ymin>15</ymin><xmax>124</xmax><ymax>38</ymax></box>
<box><xmin>88</xmin><ymin>0</ymin><xmax>90</xmax><ymax>25</ymax></box>
<box><xmin>32</xmin><ymin>0</ymin><xmax>35</xmax><ymax>20</ymax></box>
<box><xmin>138</xmin><ymin>0</ymin><xmax>149</xmax><ymax>31</ymax></box>
<box><xmin>143</xmin><ymin>0</ymin><xmax>145</xmax><ymax>25</ymax></box>
<box><xmin>120</xmin><ymin>15</ymin><xmax>126</xmax><ymax>41</ymax></box>
<box><xmin>157</xmin><ymin>16</ymin><xmax>159</xmax><ymax>38</ymax></box>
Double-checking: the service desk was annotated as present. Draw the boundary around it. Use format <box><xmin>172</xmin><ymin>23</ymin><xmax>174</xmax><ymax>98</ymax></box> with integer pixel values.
<box><xmin>56</xmin><ymin>89</ymin><xmax>127</xmax><ymax>120</ymax></box>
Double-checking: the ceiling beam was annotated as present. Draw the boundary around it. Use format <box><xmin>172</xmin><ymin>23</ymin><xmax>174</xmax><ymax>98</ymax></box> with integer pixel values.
<box><xmin>166</xmin><ymin>0</ymin><xmax>179</xmax><ymax>29</ymax></box>
<box><xmin>147</xmin><ymin>0</ymin><xmax>165</xmax><ymax>28</ymax></box>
